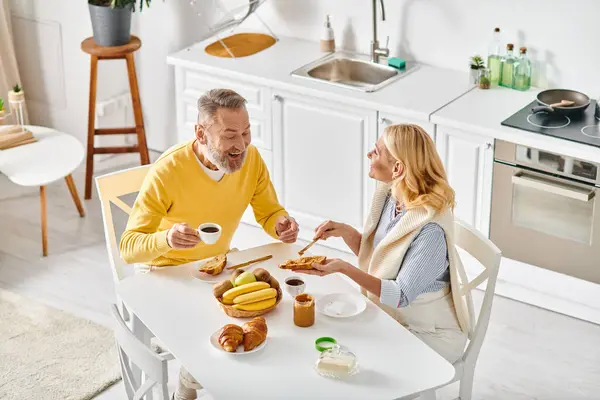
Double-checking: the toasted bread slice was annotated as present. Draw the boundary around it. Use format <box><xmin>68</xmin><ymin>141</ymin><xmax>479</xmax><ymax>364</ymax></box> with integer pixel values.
<box><xmin>279</xmin><ymin>255</ymin><xmax>326</xmax><ymax>270</ymax></box>
<box><xmin>198</xmin><ymin>254</ymin><xmax>227</xmax><ymax>275</ymax></box>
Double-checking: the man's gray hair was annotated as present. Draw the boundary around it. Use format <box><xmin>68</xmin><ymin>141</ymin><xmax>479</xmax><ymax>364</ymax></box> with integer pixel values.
<box><xmin>197</xmin><ymin>88</ymin><xmax>247</xmax><ymax>125</ymax></box>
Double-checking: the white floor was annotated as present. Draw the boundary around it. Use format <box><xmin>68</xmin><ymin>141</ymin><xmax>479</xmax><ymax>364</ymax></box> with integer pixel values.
<box><xmin>1</xmin><ymin>154</ymin><xmax>599</xmax><ymax>400</ymax></box>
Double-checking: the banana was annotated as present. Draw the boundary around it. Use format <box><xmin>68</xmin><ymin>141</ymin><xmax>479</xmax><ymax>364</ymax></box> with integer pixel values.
<box><xmin>233</xmin><ymin>288</ymin><xmax>277</xmax><ymax>305</ymax></box>
<box><xmin>222</xmin><ymin>281</ymin><xmax>270</xmax><ymax>303</ymax></box>
<box><xmin>232</xmin><ymin>297</ymin><xmax>277</xmax><ymax>311</ymax></box>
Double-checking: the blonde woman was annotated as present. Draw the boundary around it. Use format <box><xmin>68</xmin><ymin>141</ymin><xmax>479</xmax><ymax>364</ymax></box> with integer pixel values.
<box><xmin>297</xmin><ymin>124</ymin><xmax>472</xmax><ymax>363</ymax></box>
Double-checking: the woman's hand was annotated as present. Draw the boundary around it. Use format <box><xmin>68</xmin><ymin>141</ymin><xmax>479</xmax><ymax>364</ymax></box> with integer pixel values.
<box><xmin>297</xmin><ymin>258</ymin><xmax>383</xmax><ymax>298</ymax></box>
<box><xmin>314</xmin><ymin>220</ymin><xmax>362</xmax><ymax>256</ymax></box>
<box><xmin>314</xmin><ymin>220</ymin><xmax>349</xmax><ymax>241</ymax></box>
<box><xmin>294</xmin><ymin>258</ymin><xmax>349</xmax><ymax>277</ymax></box>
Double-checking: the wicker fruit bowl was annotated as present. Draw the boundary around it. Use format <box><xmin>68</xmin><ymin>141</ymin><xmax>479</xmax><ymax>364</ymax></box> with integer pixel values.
<box><xmin>217</xmin><ymin>286</ymin><xmax>283</xmax><ymax>318</ymax></box>
<box><xmin>212</xmin><ymin>268</ymin><xmax>283</xmax><ymax>318</ymax></box>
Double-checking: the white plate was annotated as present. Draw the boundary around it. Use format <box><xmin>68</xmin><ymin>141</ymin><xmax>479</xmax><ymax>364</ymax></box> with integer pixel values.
<box><xmin>190</xmin><ymin>266</ymin><xmax>227</xmax><ymax>284</ymax></box>
<box><xmin>209</xmin><ymin>329</ymin><xmax>267</xmax><ymax>355</ymax></box>
<box><xmin>316</xmin><ymin>293</ymin><xmax>367</xmax><ymax>318</ymax></box>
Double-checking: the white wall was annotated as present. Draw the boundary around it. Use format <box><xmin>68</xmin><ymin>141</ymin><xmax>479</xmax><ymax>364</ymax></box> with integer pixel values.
<box><xmin>251</xmin><ymin>0</ymin><xmax>600</xmax><ymax>95</ymax></box>
<box><xmin>8</xmin><ymin>0</ymin><xmax>129</xmax><ymax>144</ymax></box>
<box><xmin>8</xmin><ymin>0</ymin><xmax>600</xmax><ymax>153</ymax></box>
<box><xmin>133</xmin><ymin>0</ymin><xmax>213</xmax><ymax>150</ymax></box>
<box><xmin>7</xmin><ymin>0</ymin><xmax>215</xmax><ymax>152</ymax></box>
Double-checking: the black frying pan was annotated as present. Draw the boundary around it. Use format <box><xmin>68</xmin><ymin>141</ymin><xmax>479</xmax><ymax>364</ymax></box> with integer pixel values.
<box><xmin>531</xmin><ymin>89</ymin><xmax>590</xmax><ymax>117</ymax></box>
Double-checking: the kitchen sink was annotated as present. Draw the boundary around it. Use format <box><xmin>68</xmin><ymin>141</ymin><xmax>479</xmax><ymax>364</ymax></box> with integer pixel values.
<box><xmin>291</xmin><ymin>51</ymin><xmax>415</xmax><ymax>93</ymax></box>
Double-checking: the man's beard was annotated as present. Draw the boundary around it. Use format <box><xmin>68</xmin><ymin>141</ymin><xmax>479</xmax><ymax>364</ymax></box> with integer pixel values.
<box><xmin>205</xmin><ymin>138</ymin><xmax>247</xmax><ymax>173</ymax></box>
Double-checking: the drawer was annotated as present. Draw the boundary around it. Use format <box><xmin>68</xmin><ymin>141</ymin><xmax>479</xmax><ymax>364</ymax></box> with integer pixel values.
<box><xmin>182</xmin><ymin>70</ymin><xmax>269</xmax><ymax>118</ymax></box>
<box><xmin>378</xmin><ymin>112</ymin><xmax>436</xmax><ymax>142</ymax></box>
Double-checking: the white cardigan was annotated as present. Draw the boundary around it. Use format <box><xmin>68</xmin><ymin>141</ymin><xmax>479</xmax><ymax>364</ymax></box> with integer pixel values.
<box><xmin>357</xmin><ymin>183</ymin><xmax>473</xmax><ymax>335</ymax></box>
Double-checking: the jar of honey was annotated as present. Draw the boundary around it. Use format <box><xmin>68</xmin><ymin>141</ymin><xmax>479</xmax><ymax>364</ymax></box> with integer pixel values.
<box><xmin>294</xmin><ymin>293</ymin><xmax>315</xmax><ymax>327</ymax></box>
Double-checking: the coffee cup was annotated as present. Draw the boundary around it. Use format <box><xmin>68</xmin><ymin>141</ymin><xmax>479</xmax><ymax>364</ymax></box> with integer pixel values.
<box><xmin>197</xmin><ymin>223</ymin><xmax>222</xmax><ymax>245</ymax></box>
<box><xmin>284</xmin><ymin>276</ymin><xmax>306</xmax><ymax>298</ymax></box>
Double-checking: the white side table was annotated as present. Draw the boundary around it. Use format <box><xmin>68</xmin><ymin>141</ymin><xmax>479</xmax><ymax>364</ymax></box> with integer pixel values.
<box><xmin>0</xmin><ymin>125</ymin><xmax>85</xmax><ymax>256</ymax></box>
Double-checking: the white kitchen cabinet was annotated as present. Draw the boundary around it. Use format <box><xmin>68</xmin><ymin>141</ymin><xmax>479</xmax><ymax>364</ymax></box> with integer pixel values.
<box><xmin>271</xmin><ymin>90</ymin><xmax>378</xmax><ymax>250</ymax></box>
<box><xmin>240</xmin><ymin>147</ymin><xmax>275</xmax><ymax>228</ymax></box>
<box><xmin>378</xmin><ymin>112</ymin><xmax>436</xmax><ymax>142</ymax></box>
<box><xmin>436</xmin><ymin>126</ymin><xmax>494</xmax><ymax>236</ymax></box>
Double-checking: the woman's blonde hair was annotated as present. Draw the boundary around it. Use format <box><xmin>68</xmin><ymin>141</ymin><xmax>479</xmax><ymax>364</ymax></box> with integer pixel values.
<box><xmin>383</xmin><ymin>124</ymin><xmax>455</xmax><ymax>212</ymax></box>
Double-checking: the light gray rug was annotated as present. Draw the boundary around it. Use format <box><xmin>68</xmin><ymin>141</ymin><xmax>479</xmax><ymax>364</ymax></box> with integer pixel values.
<box><xmin>0</xmin><ymin>289</ymin><xmax>121</xmax><ymax>400</ymax></box>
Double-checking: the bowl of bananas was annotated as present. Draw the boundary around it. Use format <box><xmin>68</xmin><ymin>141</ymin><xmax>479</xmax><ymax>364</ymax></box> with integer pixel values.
<box><xmin>212</xmin><ymin>267</ymin><xmax>283</xmax><ymax>318</ymax></box>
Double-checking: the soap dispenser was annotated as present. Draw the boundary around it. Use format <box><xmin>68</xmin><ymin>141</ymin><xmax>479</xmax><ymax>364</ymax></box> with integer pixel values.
<box><xmin>320</xmin><ymin>15</ymin><xmax>335</xmax><ymax>52</ymax></box>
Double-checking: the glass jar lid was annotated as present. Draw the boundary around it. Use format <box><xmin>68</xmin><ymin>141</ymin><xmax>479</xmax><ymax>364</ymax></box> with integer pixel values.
<box><xmin>315</xmin><ymin>337</ymin><xmax>337</xmax><ymax>352</ymax></box>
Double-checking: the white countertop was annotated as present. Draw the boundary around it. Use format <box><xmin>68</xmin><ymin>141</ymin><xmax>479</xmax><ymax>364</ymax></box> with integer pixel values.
<box><xmin>167</xmin><ymin>35</ymin><xmax>600</xmax><ymax>164</ymax></box>
<box><xmin>431</xmin><ymin>86</ymin><xmax>600</xmax><ymax>164</ymax></box>
<box><xmin>167</xmin><ymin>35</ymin><xmax>472</xmax><ymax>122</ymax></box>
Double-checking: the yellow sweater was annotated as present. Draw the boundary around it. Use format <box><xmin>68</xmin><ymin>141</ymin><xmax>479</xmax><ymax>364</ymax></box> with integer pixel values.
<box><xmin>119</xmin><ymin>140</ymin><xmax>288</xmax><ymax>266</ymax></box>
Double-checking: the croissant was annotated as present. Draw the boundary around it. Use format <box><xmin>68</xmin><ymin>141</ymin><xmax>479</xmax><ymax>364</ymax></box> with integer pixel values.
<box><xmin>242</xmin><ymin>316</ymin><xmax>268</xmax><ymax>351</ymax></box>
<box><xmin>218</xmin><ymin>324</ymin><xmax>244</xmax><ymax>352</ymax></box>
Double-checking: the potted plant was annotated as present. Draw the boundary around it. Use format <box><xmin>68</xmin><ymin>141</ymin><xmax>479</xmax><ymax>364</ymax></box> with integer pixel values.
<box><xmin>8</xmin><ymin>84</ymin><xmax>25</xmax><ymax>103</ymax></box>
<box><xmin>0</xmin><ymin>97</ymin><xmax>5</xmax><ymax>118</ymax></box>
<box><xmin>469</xmin><ymin>55</ymin><xmax>485</xmax><ymax>85</ymax></box>
<box><xmin>88</xmin><ymin>0</ymin><xmax>157</xmax><ymax>47</ymax></box>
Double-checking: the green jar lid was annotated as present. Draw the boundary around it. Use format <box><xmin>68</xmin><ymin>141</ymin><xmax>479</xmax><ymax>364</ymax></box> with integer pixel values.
<box><xmin>315</xmin><ymin>337</ymin><xmax>337</xmax><ymax>352</ymax></box>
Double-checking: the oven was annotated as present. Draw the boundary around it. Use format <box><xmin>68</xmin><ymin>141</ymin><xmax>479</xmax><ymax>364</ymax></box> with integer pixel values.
<box><xmin>490</xmin><ymin>140</ymin><xmax>600</xmax><ymax>284</ymax></box>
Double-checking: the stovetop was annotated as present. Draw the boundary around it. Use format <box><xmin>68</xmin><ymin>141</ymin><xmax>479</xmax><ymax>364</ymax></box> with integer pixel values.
<box><xmin>501</xmin><ymin>100</ymin><xmax>600</xmax><ymax>148</ymax></box>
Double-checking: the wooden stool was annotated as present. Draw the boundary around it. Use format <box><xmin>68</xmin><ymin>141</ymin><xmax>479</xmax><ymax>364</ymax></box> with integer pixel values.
<box><xmin>81</xmin><ymin>35</ymin><xmax>150</xmax><ymax>200</ymax></box>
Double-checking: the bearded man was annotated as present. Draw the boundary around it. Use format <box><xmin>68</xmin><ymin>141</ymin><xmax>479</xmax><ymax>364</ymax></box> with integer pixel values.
<box><xmin>120</xmin><ymin>88</ymin><xmax>298</xmax><ymax>267</ymax></box>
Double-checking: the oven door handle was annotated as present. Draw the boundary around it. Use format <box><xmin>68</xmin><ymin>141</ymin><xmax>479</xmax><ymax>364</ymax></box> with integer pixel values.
<box><xmin>511</xmin><ymin>173</ymin><xmax>595</xmax><ymax>202</ymax></box>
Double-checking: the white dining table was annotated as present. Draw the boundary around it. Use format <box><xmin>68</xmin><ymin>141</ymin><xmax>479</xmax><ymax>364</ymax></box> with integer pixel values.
<box><xmin>116</xmin><ymin>243</ymin><xmax>455</xmax><ymax>400</ymax></box>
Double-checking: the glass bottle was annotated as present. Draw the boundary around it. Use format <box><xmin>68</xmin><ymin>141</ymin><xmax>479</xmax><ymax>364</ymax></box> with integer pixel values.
<box><xmin>513</xmin><ymin>47</ymin><xmax>532</xmax><ymax>91</ymax></box>
<box><xmin>478</xmin><ymin>68</ymin><xmax>491</xmax><ymax>89</ymax></box>
<box><xmin>487</xmin><ymin>27</ymin><xmax>502</xmax><ymax>86</ymax></box>
<box><xmin>499</xmin><ymin>43</ymin><xmax>516</xmax><ymax>88</ymax></box>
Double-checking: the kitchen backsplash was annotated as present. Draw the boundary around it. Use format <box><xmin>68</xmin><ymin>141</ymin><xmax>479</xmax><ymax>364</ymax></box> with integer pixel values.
<box><xmin>246</xmin><ymin>0</ymin><xmax>599</xmax><ymax>95</ymax></box>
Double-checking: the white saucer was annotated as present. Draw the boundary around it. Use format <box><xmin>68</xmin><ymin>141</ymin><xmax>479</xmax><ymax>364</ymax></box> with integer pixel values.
<box><xmin>209</xmin><ymin>330</ymin><xmax>267</xmax><ymax>355</ymax></box>
<box><xmin>316</xmin><ymin>293</ymin><xmax>366</xmax><ymax>318</ymax></box>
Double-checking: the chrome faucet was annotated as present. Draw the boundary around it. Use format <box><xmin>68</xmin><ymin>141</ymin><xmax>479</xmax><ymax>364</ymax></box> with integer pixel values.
<box><xmin>371</xmin><ymin>0</ymin><xmax>389</xmax><ymax>63</ymax></box>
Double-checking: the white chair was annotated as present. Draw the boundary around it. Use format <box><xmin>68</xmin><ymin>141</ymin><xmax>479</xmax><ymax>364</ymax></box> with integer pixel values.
<box><xmin>110</xmin><ymin>303</ymin><xmax>170</xmax><ymax>400</ymax></box>
<box><xmin>96</xmin><ymin>165</ymin><xmax>174</xmax><ymax>399</ymax></box>
<box><xmin>96</xmin><ymin>165</ymin><xmax>151</xmax><ymax>325</ymax></box>
<box><xmin>418</xmin><ymin>218</ymin><xmax>502</xmax><ymax>400</ymax></box>
<box><xmin>95</xmin><ymin>165</ymin><xmax>150</xmax><ymax>286</ymax></box>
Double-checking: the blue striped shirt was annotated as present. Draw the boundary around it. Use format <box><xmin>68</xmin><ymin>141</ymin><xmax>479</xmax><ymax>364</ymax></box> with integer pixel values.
<box><xmin>375</xmin><ymin>194</ymin><xmax>450</xmax><ymax>308</ymax></box>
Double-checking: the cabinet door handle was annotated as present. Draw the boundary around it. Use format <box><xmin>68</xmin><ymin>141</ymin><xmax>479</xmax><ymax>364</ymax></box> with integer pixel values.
<box><xmin>380</xmin><ymin>117</ymin><xmax>391</xmax><ymax>125</ymax></box>
<box><xmin>273</xmin><ymin>94</ymin><xmax>282</xmax><ymax>102</ymax></box>
<box><xmin>485</xmin><ymin>142</ymin><xmax>493</xmax><ymax>149</ymax></box>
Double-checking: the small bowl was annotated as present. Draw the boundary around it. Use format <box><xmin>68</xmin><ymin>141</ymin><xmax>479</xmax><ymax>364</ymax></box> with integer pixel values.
<box><xmin>198</xmin><ymin>223</ymin><xmax>222</xmax><ymax>245</ymax></box>
<box><xmin>284</xmin><ymin>276</ymin><xmax>306</xmax><ymax>298</ymax></box>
